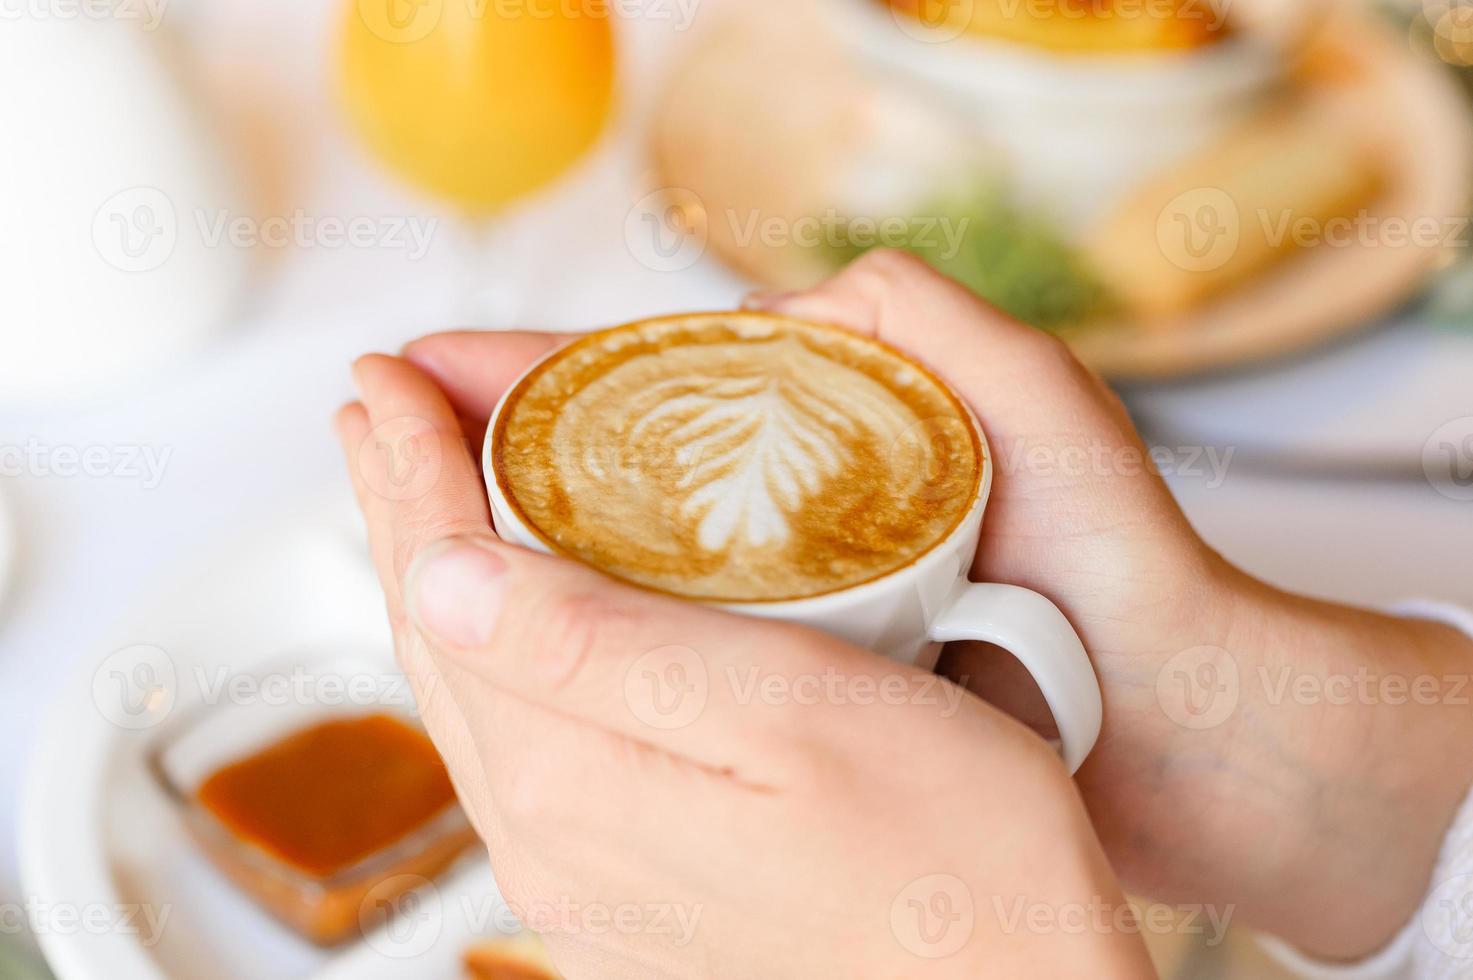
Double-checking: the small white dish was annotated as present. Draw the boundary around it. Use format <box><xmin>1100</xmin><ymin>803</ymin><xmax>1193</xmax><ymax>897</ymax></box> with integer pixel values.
<box><xmin>20</xmin><ymin>504</ymin><xmax>509</xmax><ymax>979</ymax></box>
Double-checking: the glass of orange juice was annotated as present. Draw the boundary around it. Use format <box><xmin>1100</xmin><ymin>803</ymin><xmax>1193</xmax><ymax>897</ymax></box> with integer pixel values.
<box><xmin>339</xmin><ymin>0</ymin><xmax>615</xmax><ymax>316</ymax></box>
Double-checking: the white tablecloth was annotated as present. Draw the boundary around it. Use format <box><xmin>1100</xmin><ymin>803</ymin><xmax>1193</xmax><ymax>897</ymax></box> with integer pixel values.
<box><xmin>1</xmin><ymin>1</ymin><xmax>1470</xmax><ymax>930</ymax></box>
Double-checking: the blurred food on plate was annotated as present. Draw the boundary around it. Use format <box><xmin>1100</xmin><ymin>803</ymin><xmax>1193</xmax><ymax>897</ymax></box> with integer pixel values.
<box><xmin>652</xmin><ymin>0</ymin><xmax>1472</xmax><ymax>377</ymax></box>
<box><xmin>465</xmin><ymin>933</ymin><xmax>563</xmax><ymax>980</ymax></box>
<box><xmin>1085</xmin><ymin>95</ymin><xmax>1384</xmax><ymax>320</ymax></box>
<box><xmin>1392</xmin><ymin>0</ymin><xmax>1473</xmax><ymax>329</ymax></box>
<box><xmin>151</xmin><ymin>698</ymin><xmax>478</xmax><ymax>945</ymax></box>
<box><xmin>886</xmin><ymin>0</ymin><xmax>1232</xmax><ymax>52</ymax></box>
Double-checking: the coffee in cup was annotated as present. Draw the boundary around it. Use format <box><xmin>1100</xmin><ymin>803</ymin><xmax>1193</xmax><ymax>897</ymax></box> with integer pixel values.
<box><xmin>490</xmin><ymin>313</ymin><xmax>982</xmax><ymax>603</ymax></box>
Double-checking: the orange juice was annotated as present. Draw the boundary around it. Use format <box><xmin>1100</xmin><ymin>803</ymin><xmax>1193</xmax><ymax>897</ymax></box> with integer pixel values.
<box><xmin>340</xmin><ymin>0</ymin><xmax>615</xmax><ymax>214</ymax></box>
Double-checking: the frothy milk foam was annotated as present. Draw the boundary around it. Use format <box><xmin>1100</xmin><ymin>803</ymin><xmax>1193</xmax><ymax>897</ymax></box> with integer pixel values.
<box><xmin>492</xmin><ymin>314</ymin><xmax>982</xmax><ymax>602</ymax></box>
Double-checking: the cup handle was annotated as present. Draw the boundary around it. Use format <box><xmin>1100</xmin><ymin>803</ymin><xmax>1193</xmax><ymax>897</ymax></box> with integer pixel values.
<box><xmin>929</xmin><ymin>583</ymin><xmax>1103</xmax><ymax>774</ymax></box>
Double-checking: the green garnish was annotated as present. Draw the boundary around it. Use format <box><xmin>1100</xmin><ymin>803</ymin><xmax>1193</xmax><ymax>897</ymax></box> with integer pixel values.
<box><xmin>822</xmin><ymin>187</ymin><xmax>1116</xmax><ymax>331</ymax></box>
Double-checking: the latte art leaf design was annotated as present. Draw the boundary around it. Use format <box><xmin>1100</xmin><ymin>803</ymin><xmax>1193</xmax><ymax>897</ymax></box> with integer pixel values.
<box><xmin>628</xmin><ymin>372</ymin><xmax>867</xmax><ymax>551</ymax></box>
<box><xmin>500</xmin><ymin>316</ymin><xmax>981</xmax><ymax>602</ymax></box>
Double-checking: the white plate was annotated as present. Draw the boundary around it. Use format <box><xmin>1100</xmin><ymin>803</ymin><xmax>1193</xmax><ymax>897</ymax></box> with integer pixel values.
<box><xmin>1123</xmin><ymin>317</ymin><xmax>1473</xmax><ymax>474</ymax></box>
<box><xmin>19</xmin><ymin>504</ymin><xmax>512</xmax><ymax>980</ymax></box>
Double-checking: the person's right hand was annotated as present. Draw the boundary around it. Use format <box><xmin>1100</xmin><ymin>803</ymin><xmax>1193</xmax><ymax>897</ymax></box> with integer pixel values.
<box><xmin>744</xmin><ymin>251</ymin><xmax>1473</xmax><ymax>961</ymax></box>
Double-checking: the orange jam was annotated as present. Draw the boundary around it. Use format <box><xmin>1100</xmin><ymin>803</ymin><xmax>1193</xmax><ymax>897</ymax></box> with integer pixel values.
<box><xmin>197</xmin><ymin>713</ymin><xmax>459</xmax><ymax>878</ymax></box>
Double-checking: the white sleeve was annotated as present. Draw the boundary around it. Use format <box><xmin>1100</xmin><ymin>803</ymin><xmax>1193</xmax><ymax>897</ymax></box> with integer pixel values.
<box><xmin>1259</xmin><ymin>600</ymin><xmax>1473</xmax><ymax>980</ymax></box>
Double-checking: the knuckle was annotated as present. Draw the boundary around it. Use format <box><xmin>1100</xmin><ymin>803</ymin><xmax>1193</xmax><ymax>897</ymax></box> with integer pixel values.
<box><xmin>1032</xmin><ymin>330</ymin><xmax>1087</xmax><ymax>376</ymax></box>
<box><xmin>845</xmin><ymin>250</ymin><xmax>984</xmax><ymax>326</ymax></box>
<box><xmin>850</xmin><ymin>248</ymin><xmax>933</xmax><ymax>287</ymax></box>
<box><xmin>394</xmin><ymin>516</ymin><xmax>488</xmax><ymax>583</ymax></box>
<box><xmin>526</xmin><ymin>587</ymin><xmax>645</xmax><ymax>693</ymax></box>
<box><xmin>1030</xmin><ymin>326</ymin><xmax>1071</xmax><ymax>360</ymax></box>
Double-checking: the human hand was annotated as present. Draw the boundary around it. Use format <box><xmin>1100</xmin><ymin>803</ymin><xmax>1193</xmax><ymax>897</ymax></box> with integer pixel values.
<box><xmin>335</xmin><ymin>340</ymin><xmax>1153</xmax><ymax>978</ymax></box>
<box><xmin>747</xmin><ymin>251</ymin><xmax>1473</xmax><ymax>960</ymax></box>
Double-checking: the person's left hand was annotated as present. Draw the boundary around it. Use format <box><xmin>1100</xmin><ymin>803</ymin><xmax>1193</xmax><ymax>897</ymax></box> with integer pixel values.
<box><xmin>334</xmin><ymin>346</ymin><xmax>1153</xmax><ymax>979</ymax></box>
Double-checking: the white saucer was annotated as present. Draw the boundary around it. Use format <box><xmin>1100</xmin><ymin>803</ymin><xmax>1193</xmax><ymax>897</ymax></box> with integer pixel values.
<box><xmin>20</xmin><ymin>504</ymin><xmax>510</xmax><ymax>980</ymax></box>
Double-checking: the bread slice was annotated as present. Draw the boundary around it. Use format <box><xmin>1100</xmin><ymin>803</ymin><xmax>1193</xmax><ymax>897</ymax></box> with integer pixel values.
<box><xmin>1084</xmin><ymin>98</ymin><xmax>1384</xmax><ymax>321</ymax></box>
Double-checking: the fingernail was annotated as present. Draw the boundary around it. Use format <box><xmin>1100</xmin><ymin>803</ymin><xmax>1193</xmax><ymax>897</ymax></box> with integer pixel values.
<box><xmin>351</xmin><ymin>353</ymin><xmax>393</xmax><ymax>397</ymax></box>
<box><xmin>399</xmin><ymin>337</ymin><xmax>432</xmax><ymax>364</ymax></box>
<box><xmin>741</xmin><ymin>289</ymin><xmax>794</xmax><ymax>311</ymax></box>
<box><xmin>408</xmin><ymin>538</ymin><xmax>507</xmax><ymax>647</ymax></box>
<box><xmin>349</xmin><ymin>355</ymin><xmax>374</xmax><ymax>397</ymax></box>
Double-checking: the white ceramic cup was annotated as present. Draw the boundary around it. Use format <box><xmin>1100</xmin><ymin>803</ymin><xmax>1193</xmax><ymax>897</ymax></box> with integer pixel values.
<box><xmin>483</xmin><ymin>332</ymin><xmax>1103</xmax><ymax>773</ymax></box>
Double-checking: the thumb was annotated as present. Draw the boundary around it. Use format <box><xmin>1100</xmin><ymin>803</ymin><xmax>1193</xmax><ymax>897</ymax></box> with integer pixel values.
<box><xmin>404</xmin><ymin>534</ymin><xmax>877</xmax><ymax>782</ymax></box>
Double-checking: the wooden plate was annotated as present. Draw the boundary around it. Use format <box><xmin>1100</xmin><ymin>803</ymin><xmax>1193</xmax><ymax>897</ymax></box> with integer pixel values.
<box><xmin>650</xmin><ymin>1</ymin><xmax>1473</xmax><ymax>380</ymax></box>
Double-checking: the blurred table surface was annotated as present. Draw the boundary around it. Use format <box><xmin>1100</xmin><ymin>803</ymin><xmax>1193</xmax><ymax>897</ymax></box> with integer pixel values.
<box><xmin>0</xmin><ymin>3</ymin><xmax>1470</xmax><ymax>971</ymax></box>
